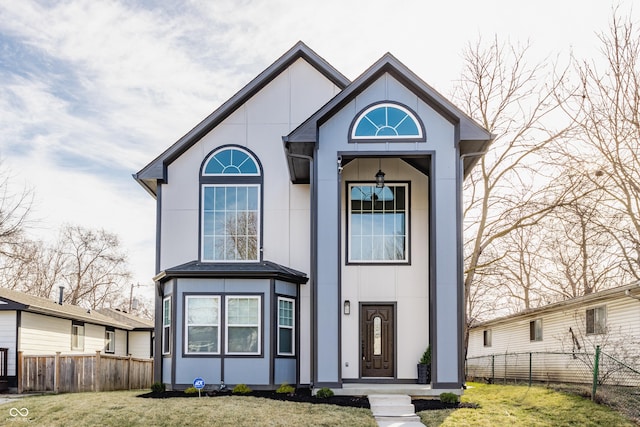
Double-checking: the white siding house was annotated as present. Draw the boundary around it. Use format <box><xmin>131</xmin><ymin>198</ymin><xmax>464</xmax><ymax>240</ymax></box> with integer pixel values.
<box><xmin>0</xmin><ymin>287</ymin><xmax>154</xmax><ymax>390</ymax></box>
<box><xmin>135</xmin><ymin>42</ymin><xmax>493</xmax><ymax>394</ymax></box>
<box><xmin>467</xmin><ymin>284</ymin><xmax>640</xmax><ymax>383</ymax></box>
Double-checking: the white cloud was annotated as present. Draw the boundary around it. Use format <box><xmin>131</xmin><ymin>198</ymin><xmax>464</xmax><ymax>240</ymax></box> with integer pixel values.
<box><xmin>0</xmin><ymin>0</ymin><xmax>637</xmax><ymax>291</ymax></box>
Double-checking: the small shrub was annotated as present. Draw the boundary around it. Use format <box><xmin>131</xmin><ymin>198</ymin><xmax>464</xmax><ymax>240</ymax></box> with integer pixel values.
<box><xmin>232</xmin><ymin>384</ymin><xmax>252</xmax><ymax>394</ymax></box>
<box><xmin>151</xmin><ymin>382</ymin><xmax>166</xmax><ymax>393</ymax></box>
<box><xmin>184</xmin><ymin>386</ymin><xmax>198</xmax><ymax>395</ymax></box>
<box><xmin>419</xmin><ymin>346</ymin><xmax>431</xmax><ymax>365</ymax></box>
<box><xmin>440</xmin><ymin>392</ymin><xmax>459</xmax><ymax>404</ymax></box>
<box><xmin>315</xmin><ymin>387</ymin><xmax>334</xmax><ymax>398</ymax></box>
<box><xmin>276</xmin><ymin>383</ymin><xmax>295</xmax><ymax>394</ymax></box>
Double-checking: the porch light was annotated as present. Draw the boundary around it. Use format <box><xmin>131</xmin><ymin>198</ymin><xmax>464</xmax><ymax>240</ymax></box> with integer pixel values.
<box><xmin>344</xmin><ymin>300</ymin><xmax>351</xmax><ymax>315</ymax></box>
<box><xmin>375</xmin><ymin>169</ymin><xmax>385</xmax><ymax>188</ymax></box>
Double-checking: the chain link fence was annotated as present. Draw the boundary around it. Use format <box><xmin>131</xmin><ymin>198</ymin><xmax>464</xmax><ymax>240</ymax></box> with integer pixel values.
<box><xmin>466</xmin><ymin>348</ymin><xmax>640</xmax><ymax>424</ymax></box>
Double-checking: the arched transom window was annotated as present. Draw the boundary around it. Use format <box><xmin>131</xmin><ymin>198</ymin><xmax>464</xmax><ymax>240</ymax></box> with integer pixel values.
<box><xmin>350</xmin><ymin>102</ymin><xmax>425</xmax><ymax>141</ymax></box>
<box><xmin>200</xmin><ymin>147</ymin><xmax>261</xmax><ymax>262</ymax></box>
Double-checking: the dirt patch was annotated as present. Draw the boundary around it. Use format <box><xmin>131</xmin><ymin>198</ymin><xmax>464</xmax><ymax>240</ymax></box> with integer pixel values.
<box><xmin>138</xmin><ymin>388</ymin><xmax>476</xmax><ymax>411</ymax></box>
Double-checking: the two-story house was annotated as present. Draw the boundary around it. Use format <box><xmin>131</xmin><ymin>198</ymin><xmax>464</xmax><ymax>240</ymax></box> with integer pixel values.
<box><xmin>134</xmin><ymin>42</ymin><xmax>492</xmax><ymax>394</ymax></box>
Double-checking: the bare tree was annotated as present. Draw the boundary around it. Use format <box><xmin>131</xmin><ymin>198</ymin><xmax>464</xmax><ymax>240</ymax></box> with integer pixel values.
<box><xmin>560</xmin><ymin>10</ymin><xmax>640</xmax><ymax>284</ymax></box>
<box><xmin>0</xmin><ymin>162</ymin><xmax>32</xmax><ymax>258</ymax></box>
<box><xmin>58</xmin><ymin>225</ymin><xmax>131</xmax><ymax>309</ymax></box>
<box><xmin>455</xmin><ymin>37</ymin><xmax>575</xmax><ymax>333</ymax></box>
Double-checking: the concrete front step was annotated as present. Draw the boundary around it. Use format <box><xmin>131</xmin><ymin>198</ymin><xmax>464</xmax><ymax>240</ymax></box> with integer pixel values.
<box><xmin>368</xmin><ymin>394</ymin><xmax>426</xmax><ymax>427</ymax></box>
<box><xmin>375</xmin><ymin>415</ymin><xmax>422</xmax><ymax>423</ymax></box>
<box><xmin>368</xmin><ymin>394</ymin><xmax>411</xmax><ymax>406</ymax></box>
<box><xmin>377</xmin><ymin>421</ymin><xmax>426</xmax><ymax>427</ymax></box>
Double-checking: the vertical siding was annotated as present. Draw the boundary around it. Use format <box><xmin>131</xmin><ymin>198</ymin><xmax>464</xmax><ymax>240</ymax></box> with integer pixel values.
<box><xmin>0</xmin><ymin>311</ymin><xmax>17</xmax><ymax>375</ymax></box>
<box><xmin>158</xmin><ymin>58</ymin><xmax>338</xmax><ymax>385</ymax></box>
<box><xmin>340</xmin><ymin>158</ymin><xmax>430</xmax><ymax>380</ymax></box>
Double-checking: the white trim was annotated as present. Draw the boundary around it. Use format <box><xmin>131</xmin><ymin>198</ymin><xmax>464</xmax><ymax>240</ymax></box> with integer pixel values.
<box><xmin>162</xmin><ymin>296</ymin><xmax>171</xmax><ymax>355</ymax></box>
<box><xmin>277</xmin><ymin>297</ymin><xmax>295</xmax><ymax>356</ymax></box>
<box><xmin>351</xmin><ymin>103</ymin><xmax>423</xmax><ymax>140</ymax></box>
<box><xmin>202</xmin><ymin>147</ymin><xmax>260</xmax><ymax>176</ymax></box>
<box><xmin>225</xmin><ymin>295</ymin><xmax>261</xmax><ymax>355</ymax></box>
<box><xmin>71</xmin><ymin>324</ymin><xmax>84</xmax><ymax>351</ymax></box>
<box><xmin>184</xmin><ymin>295</ymin><xmax>221</xmax><ymax>355</ymax></box>
<box><xmin>105</xmin><ymin>330</ymin><xmax>115</xmax><ymax>353</ymax></box>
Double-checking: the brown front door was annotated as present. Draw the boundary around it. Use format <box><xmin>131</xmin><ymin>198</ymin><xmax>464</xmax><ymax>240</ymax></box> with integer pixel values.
<box><xmin>361</xmin><ymin>304</ymin><xmax>394</xmax><ymax>377</ymax></box>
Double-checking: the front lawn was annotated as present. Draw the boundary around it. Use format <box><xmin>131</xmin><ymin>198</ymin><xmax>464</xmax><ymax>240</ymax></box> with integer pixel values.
<box><xmin>418</xmin><ymin>382</ymin><xmax>635</xmax><ymax>426</ymax></box>
<box><xmin>0</xmin><ymin>382</ymin><xmax>634</xmax><ymax>426</ymax></box>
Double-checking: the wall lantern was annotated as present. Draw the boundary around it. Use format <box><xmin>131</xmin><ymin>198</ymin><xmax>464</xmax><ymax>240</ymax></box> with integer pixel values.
<box><xmin>344</xmin><ymin>300</ymin><xmax>351</xmax><ymax>315</ymax></box>
<box><xmin>375</xmin><ymin>169</ymin><xmax>385</xmax><ymax>188</ymax></box>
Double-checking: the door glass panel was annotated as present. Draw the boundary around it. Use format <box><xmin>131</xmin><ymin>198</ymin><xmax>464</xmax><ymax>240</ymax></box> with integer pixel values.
<box><xmin>373</xmin><ymin>316</ymin><xmax>382</xmax><ymax>355</ymax></box>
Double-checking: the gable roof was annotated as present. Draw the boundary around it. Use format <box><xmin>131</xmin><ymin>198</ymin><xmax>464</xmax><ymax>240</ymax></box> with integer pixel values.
<box><xmin>133</xmin><ymin>41</ymin><xmax>350</xmax><ymax>197</ymax></box>
<box><xmin>470</xmin><ymin>282</ymin><xmax>640</xmax><ymax>329</ymax></box>
<box><xmin>283</xmin><ymin>52</ymin><xmax>494</xmax><ymax>183</ymax></box>
<box><xmin>0</xmin><ymin>287</ymin><xmax>133</xmax><ymax>330</ymax></box>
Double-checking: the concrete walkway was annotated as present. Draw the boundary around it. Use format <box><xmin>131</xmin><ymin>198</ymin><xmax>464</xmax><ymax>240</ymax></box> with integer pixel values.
<box><xmin>368</xmin><ymin>394</ymin><xmax>426</xmax><ymax>427</ymax></box>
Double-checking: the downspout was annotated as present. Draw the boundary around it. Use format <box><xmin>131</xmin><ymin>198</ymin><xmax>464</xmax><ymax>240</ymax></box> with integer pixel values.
<box><xmin>458</xmin><ymin>151</ymin><xmax>487</xmax><ymax>388</ymax></box>
<box><xmin>285</xmin><ymin>151</ymin><xmax>316</xmax><ymax>389</ymax></box>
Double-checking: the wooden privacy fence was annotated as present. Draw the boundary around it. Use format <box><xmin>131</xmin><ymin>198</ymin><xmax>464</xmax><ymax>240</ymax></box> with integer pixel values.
<box><xmin>18</xmin><ymin>351</ymin><xmax>153</xmax><ymax>393</ymax></box>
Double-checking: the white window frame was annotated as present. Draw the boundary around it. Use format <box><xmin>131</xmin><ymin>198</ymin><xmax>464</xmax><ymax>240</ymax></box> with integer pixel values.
<box><xmin>185</xmin><ymin>295</ymin><xmax>221</xmax><ymax>355</ymax></box>
<box><xmin>105</xmin><ymin>330</ymin><xmax>115</xmax><ymax>353</ymax></box>
<box><xmin>530</xmin><ymin>319</ymin><xmax>543</xmax><ymax>342</ymax></box>
<box><xmin>225</xmin><ymin>295</ymin><xmax>261</xmax><ymax>355</ymax></box>
<box><xmin>277</xmin><ymin>297</ymin><xmax>295</xmax><ymax>356</ymax></box>
<box><xmin>72</xmin><ymin>323</ymin><xmax>85</xmax><ymax>351</ymax></box>
<box><xmin>586</xmin><ymin>306</ymin><xmax>607</xmax><ymax>335</ymax></box>
<box><xmin>162</xmin><ymin>296</ymin><xmax>171</xmax><ymax>355</ymax></box>
<box><xmin>201</xmin><ymin>184</ymin><xmax>261</xmax><ymax>262</ymax></box>
<box><xmin>348</xmin><ymin>183</ymin><xmax>409</xmax><ymax>263</ymax></box>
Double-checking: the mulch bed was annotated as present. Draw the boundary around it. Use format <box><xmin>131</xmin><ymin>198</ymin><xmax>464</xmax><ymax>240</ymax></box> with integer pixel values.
<box><xmin>138</xmin><ymin>388</ymin><xmax>477</xmax><ymax>411</ymax></box>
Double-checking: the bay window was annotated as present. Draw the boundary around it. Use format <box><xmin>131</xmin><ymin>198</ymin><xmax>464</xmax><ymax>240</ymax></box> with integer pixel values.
<box><xmin>185</xmin><ymin>296</ymin><xmax>220</xmax><ymax>354</ymax></box>
<box><xmin>278</xmin><ymin>297</ymin><xmax>295</xmax><ymax>355</ymax></box>
<box><xmin>226</xmin><ymin>296</ymin><xmax>261</xmax><ymax>354</ymax></box>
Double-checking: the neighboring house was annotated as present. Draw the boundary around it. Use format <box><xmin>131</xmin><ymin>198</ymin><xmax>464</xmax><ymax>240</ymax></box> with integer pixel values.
<box><xmin>134</xmin><ymin>42</ymin><xmax>492</xmax><ymax>393</ymax></box>
<box><xmin>467</xmin><ymin>284</ymin><xmax>640</xmax><ymax>367</ymax></box>
<box><xmin>0</xmin><ymin>287</ymin><xmax>154</xmax><ymax>389</ymax></box>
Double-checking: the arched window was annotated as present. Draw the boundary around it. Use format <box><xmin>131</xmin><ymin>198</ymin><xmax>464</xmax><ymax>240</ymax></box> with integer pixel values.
<box><xmin>200</xmin><ymin>146</ymin><xmax>262</xmax><ymax>262</ymax></box>
<box><xmin>350</xmin><ymin>102</ymin><xmax>425</xmax><ymax>141</ymax></box>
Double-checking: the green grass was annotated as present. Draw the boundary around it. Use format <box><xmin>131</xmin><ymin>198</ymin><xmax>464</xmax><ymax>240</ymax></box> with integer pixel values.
<box><xmin>0</xmin><ymin>383</ymin><xmax>634</xmax><ymax>427</ymax></box>
<box><xmin>418</xmin><ymin>382</ymin><xmax>635</xmax><ymax>426</ymax></box>
<box><xmin>0</xmin><ymin>391</ymin><xmax>377</xmax><ymax>427</ymax></box>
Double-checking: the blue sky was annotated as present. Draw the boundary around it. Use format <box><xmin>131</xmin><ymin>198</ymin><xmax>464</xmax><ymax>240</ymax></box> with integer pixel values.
<box><xmin>0</xmin><ymin>0</ymin><xmax>635</xmax><ymax>296</ymax></box>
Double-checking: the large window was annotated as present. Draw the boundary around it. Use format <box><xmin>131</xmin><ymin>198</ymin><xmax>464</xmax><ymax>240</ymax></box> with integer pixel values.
<box><xmin>185</xmin><ymin>296</ymin><xmax>220</xmax><ymax>354</ymax></box>
<box><xmin>530</xmin><ymin>319</ymin><xmax>543</xmax><ymax>342</ymax></box>
<box><xmin>226</xmin><ymin>296</ymin><xmax>261</xmax><ymax>354</ymax></box>
<box><xmin>278</xmin><ymin>297</ymin><xmax>295</xmax><ymax>356</ymax></box>
<box><xmin>201</xmin><ymin>147</ymin><xmax>261</xmax><ymax>262</ymax></box>
<box><xmin>586</xmin><ymin>306</ymin><xmax>606</xmax><ymax>335</ymax></box>
<box><xmin>163</xmin><ymin>297</ymin><xmax>171</xmax><ymax>355</ymax></box>
<box><xmin>349</xmin><ymin>183</ymin><xmax>408</xmax><ymax>262</ymax></box>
